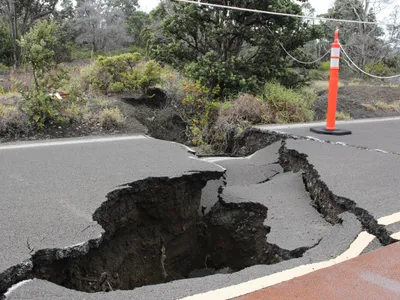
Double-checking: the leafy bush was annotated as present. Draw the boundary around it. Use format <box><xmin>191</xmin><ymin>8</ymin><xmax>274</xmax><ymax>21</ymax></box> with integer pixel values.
<box><xmin>365</xmin><ymin>63</ymin><xmax>394</xmax><ymax>77</ymax></box>
<box><xmin>64</xmin><ymin>103</ymin><xmax>89</xmax><ymax>123</ymax></box>
<box><xmin>309</xmin><ymin>69</ymin><xmax>328</xmax><ymax>80</ymax></box>
<box><xmin>184</xmin><ymin>52</ymin><xmax>260</xmax><ymax>96</ymax></box>
<box><xmin>86</xmin><ymin>53</ymin><xmax>162</xmax><ymax>94</ymax></box>
<box><xmin>0</xmin><ymin>104</ymin><xmax>27</xmax><ymax>136</ymax></box>
<box><xmin>0</xmin><ymin>86</ymin><xmax>4</xmax><ymax>95</ymax></box>
<box><xmin>178</xmin><ymin>81</ymin><xmax>219</xmax><ymax>146</ymax></box>
<box><xmin>259</xmin><ymin>81</ymin><xmax>316</xmax><ymax>124</ymax></box>
<box><xmin>160</xmin><ymin>71</ymin><xmax>220</xmax><ymax>146</ymax></box>
<box><xmin>99</xmin><ymin>108</ymin><xmax>125</xmax><ymax>129</ymax></box>
<box><xmin>109</xmin><ymin>82</ymin><xmax>125</xmax><ymax>94</ymax></box>
<box><xmin>278</xmin><ymin>68</ymin><xmax>309</xmax><ymax>89</ymax></box>
<box><xmin>160</xmin><ymin>68</ymin><xmax>186</xmax><ymax>107</ymax></box>
<box><xmin>21</xmin><ymin>87</ymin><xmax>67</xmax><ymax>129</ymax></box>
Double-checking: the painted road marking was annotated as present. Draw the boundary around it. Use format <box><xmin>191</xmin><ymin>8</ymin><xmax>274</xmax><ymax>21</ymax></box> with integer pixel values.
<box><xmin>391</xmin><ymin>232</ymin><xmax>400</xmax><ymax>240</ymax></box>
<box><xmin>254</xmin><ymin>116</ymin><xmax>400</xmax><ymax>131</ymax></box>
<box><xmin>181</xmin><ymin>212</ymin><xmax>400</xmax><ymax>300</ymax></box>
<box><xmin>360</xmin><ymin>272</ymin><xmax>400</xmax><ymax>295</ymax></box>
<box><xmin>0</xmin><ymin>135</ymin><xmax>147</xmax><ymax>151</ymax></box>
<box><xmin>378</xmin><ymin>212</ymin><xmax>400</xmax><ymax>226</ymax></box>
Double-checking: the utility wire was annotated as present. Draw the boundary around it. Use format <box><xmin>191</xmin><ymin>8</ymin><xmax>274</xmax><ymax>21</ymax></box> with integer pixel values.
<box><xmin>280</xmin><ymin>45</ymin><xmax>330</xmax><ymax>65</ymax></box>
<box><xmin>175</xmin><ymin>0</ymin><xmax>400</xmax><ymax>27</ymax></box>
<box><xmin>340</xmin><ymin>44</ymin><xmax>400</xmax><ymax>79</ymax></box>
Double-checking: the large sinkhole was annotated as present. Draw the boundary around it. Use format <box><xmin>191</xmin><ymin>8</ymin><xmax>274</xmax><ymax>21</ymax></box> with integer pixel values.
<box><xmin>30</xmin><ymin>170</ymin><xmax>310</xmax><ymax>293</ymax></box>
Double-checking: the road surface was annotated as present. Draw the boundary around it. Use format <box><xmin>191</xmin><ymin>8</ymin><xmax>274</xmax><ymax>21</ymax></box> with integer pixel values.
<box><xmin>2</xmin><ymin>117</ymin><xmax>400</xmax><ymax>299</ymax></box>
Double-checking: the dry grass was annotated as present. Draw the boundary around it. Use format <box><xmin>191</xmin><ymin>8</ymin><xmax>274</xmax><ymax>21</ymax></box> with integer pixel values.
<box><xmin>375</xmin><ymin>101</ymin><xmax>400</xmax><ymax>112</ymax></box>
<box><xmin>336</xmin><ymin>112</ymin><xmax>352</xmax><ymax>120</ymax></box>
<box><xmin>260</xmin><ymin>82</ymin><xmax>316</xmax><ymax>124</ymax></box>
<box><xmin>220</xmin><ymin>94</ymin><xmax>263</xmax><ymax>124</ymax></box>
<box><xmin>361</xmin><ymin>103</ymin><xmax>377</xmax><ymax>111</ymax></box>
<box><xmin>0</xmin><ymin>104</ymin><xmax>28</xmax><ymax>136</ymax></box>
<box><xmin>99</xmin><ymin>108</ymin><xmax>125</xmax><ymax>129</ymax></box>
<box><xmin>312</xmin><ymin>80</ymin><xmax>344</xmax><ymax>92</ymax></box>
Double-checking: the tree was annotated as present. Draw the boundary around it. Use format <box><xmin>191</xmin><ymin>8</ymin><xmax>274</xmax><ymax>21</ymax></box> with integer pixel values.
<box><xmin>321</xmin><ymin>0</ymin><xmax>390</xmax><ymax>74</ymax></box>
<box><xmin>74</xmin><ymin>0</ymin><xmax>132</xmax><ymax>52</ymax></box>
<box><xmin>127</xmin><ymin>11</ymin><xmax>150</xmax><ymax>49</ymax></box>
<box><xmin>0</xmin><ymin>0</ymin><xmax>59</xmax><ymax>66</ymax></box>
<box><xmin>18</xmin><ymin>20</ymin><xmax>57</xmax><ymax>89</ymax></box>
<box><xmin>150</xmin><ymin>0</ymin><xmax>321</xmax><ymax>95</ymax></box>
<box><xmin>388</xmin><ymin>5</ymin><xmax>400</xmax><ymax>51</ymax></box>
<box><xmin>0</xmin><ymin>18</ymin><xmax>12</xmax><ymax>65</ymax></box>
<box><xmin>107</xmin><ymin>0</ymin><xmax>138</xmax><ymax>15</ymax></box>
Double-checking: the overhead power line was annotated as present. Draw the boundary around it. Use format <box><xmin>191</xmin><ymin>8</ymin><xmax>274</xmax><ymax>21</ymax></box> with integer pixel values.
<box><xmin>339</xmin><ymin>45</ymin><xmax>400</xmax><ymax>79</ymax></box>
<box><xmin>174</xmin><ymin>0</ymin><xmax>400</xmax><ymax>27</ymax></box>
<box><xmin>280</xmin><ymin>46</ymin><xmax>330</xmax><ymax>65</ymax></box>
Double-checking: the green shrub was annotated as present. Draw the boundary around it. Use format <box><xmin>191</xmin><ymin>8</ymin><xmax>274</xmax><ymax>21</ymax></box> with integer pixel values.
<box><xmin>0</xmin><ymin>86</ymin><xmax>4</xmax><ymax>95</ymax></box>
<box><xmin>320</xmin><ymin>61</ymin><xmax>330</xmax><ymax>71</ymax></box>
<box><xmin>365</xmin><ymin>63</ymin><xmax>394</xmax><ymax>77</ymax></box>
<box><xmin>109</xmin><ymin>82</ymin><xmax>125</xmax><ymax>94</ymax></box>
<box><xmin>160</xmin><ymin>68</ymin><xmax>186</xmax><ymax>107</ymax></box>
<box><xmin>184</xmin><ymin>52</ymin><xmax>260</xmax><ymax>96</ymax></box>
<box><xmin>86</xmin><ymin>53</ymin><xmax>162</xmax><ymax>94</ymax></box>
<box><xmin>179</xmin><ymin>81</ymin><xmax>219</xmax><ymax>146</ymax></box>
<box><xmin>64</xmin><ymin>103</ymin><xmax>90</xmax><ymax>123</ymax></box>
<box><xmin>219</xmin><ymin>101</ymin><xmax>233</xmax><ymax>111</ymax></box>
<box><xmin>259</xmin><ymin>81</ymin><xmax>316</xmax><ymax>124</ymax></box>
<box><xmin>139</xmin><ymin>60</ymin><xmax>162</xmax><ymax>93</ymax></box>
<box><xmin>99</xmin><ymin>108</ymin><xmax>125</xmax><ymax>129</ymax></box>
<box><xmin>278</xmin><ymin>68</ymin><xmax>309</xmax><ymax>89</ymax></box>
<box><xmin>309</xmin><ymin>69</ymin><xmax>328</xmax><ymax>81</ymax></box>
<box><xmin>21</xmin><ymin>87</ymin><xmax>67</xmax><ymax>129</ymax></box>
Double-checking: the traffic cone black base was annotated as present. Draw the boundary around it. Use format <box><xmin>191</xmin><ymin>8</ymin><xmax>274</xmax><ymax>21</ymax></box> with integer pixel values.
<box><xmin>310</xmin><ymin>127</ymin><xmax>352</xmax><ymax>136</ymax></box>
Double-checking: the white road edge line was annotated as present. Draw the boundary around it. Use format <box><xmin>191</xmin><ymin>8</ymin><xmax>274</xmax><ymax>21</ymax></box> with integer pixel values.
<box><xmin>254</xmin><ymin>116</ymin><xmax>400</xmax><ymax>131</ymax></box>
<box><xmin>0</xmin><ymin>135</ymin><xmax>147</xmax><ymax>150</ymax></box>
<box><xmin>391</xmin><ymin>232</ymin><xmax>400</xmax><ymax>240</ymax></box>
<box><xmin>378</xmin><ymin>212</ymin><xmax>400</xmax><ymax>226</ymax></box>
<box><xmin>181</xmin><ymin>212</ymin><xmax>400</xmax><ymax>300</ymax></box>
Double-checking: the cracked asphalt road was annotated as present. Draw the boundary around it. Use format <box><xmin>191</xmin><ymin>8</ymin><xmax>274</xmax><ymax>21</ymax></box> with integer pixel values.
<box><xmin>255</xmin><ymin>116</ymin><xmax>400</xmax><ymax>154</ymax></box>
<box><xmin>2</xmin><ymin>117</ymin><xmax>400</xmax><ymax>300</ymax></box>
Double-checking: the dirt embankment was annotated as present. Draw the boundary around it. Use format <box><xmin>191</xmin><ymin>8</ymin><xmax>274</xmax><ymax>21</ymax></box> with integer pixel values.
<box><xmin>314</xmin><ymin>86</ymin><xmax>400</xmax><ymax>120</ymax></box>
<box><xmin>1</xmin><ymin>77</ymin><xmax>400</xmax><ymax>144</ymax></box>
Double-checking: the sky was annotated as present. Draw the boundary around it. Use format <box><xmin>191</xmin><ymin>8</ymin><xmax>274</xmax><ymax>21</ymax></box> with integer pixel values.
<box><xmin>138</xmin><ymin>0</ymin><xmax>400</xmax><ymax>20</ymax></box>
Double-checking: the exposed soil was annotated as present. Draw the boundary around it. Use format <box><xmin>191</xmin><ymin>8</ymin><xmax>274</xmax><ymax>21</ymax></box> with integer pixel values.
<box><xmin>314</xmin><ymin>85</ymin><xmax>400</xmax><ymax>120</ymax></box>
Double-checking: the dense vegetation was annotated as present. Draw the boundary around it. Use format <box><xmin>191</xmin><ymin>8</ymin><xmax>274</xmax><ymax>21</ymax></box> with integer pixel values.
<box><xmin>0</xmin><ymin>0</ymin><xmax>399</xmax><ymax>150</ymax></box>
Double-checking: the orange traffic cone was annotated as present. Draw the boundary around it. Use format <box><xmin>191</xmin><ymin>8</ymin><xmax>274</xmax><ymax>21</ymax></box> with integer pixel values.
<box><xmin>311</xmin><ymin>30</ymin><xmax>351</xmax><ymax>136</ymax></box>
